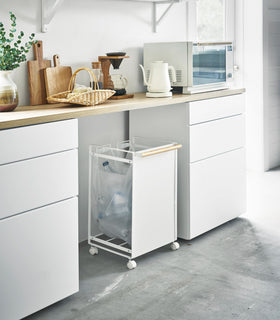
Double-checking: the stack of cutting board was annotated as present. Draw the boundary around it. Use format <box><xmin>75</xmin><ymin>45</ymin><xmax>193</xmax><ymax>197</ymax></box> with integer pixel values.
<box><xmin>27</xmin><ymin>41</ymin><xmax>72</xmax><ymax>105</ymax></box>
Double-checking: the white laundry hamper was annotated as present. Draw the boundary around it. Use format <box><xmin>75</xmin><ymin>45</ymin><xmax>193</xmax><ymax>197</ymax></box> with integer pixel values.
<box><xmin>88</xmin><ymin>137</ymin><xmax>182</xmax><ymax>269</ymax></box>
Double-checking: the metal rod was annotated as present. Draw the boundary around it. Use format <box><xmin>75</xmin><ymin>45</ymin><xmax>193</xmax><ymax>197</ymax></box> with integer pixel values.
<box><xmin>95</xmin><ymin>233</ymin><xmax>103</xmax><ymax>238</ymax></box>
<box><xmin>89</xmin><ymin>242</ymin><xmax>131</xmax><ymax>259</ymax></box>
<box><xmin>119</xmin><ymin>242</ymin><xmax>128</xmax><ymax>246</ymax></box>
<box><xmin>90</xmin><ymin>236</ymin><xmax>132</xmax><ymax>253</ymax></box>
<box><xmin>94</xmin><ymin>153</ymin><xmax>133</xmax><ymax>164</ymax></box>
<box><xmin>87</xmin><ymin>146</ymin><xmax>93</xmax><ymax>242</ymax></box>
<box><xmin>153</xmin><ymin>2</ymin><xmax>157</xmax><ymax>32</ymax></box>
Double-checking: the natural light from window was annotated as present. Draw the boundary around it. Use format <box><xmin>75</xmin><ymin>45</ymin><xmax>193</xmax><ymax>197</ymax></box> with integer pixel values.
<box><xmin>197</xmin><ymin>0</ymin><xmax>225</xmax><ymax>42</ymax></box>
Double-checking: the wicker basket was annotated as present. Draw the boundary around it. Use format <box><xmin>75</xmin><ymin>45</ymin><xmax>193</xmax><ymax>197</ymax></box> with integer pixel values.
<box><xmin>47</xmin><ymin>67</ymin><xmax>115</xmax><ymax>106</ymax></box>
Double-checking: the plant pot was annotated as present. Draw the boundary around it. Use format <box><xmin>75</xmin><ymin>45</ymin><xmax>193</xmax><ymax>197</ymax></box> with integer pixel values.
<box><xmin>0</xmin><ymin>71</ymin><xmax>18</xmax><ymax>112</ymax></box>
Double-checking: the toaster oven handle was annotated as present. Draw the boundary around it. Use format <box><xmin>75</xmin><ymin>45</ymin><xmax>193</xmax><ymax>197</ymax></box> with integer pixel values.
<box><xmin>196</xmin><ymin>42</ymin><xmax>232</xmax><ymax>46</ymax></box>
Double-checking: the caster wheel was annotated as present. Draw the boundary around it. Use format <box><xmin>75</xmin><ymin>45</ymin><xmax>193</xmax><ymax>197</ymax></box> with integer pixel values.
<box><xmin>127</xmin><ymin>260</ymin><xmax>137</xmax><ymax>270</ymax></box>
<box><xmin>170</xmin><ymin>242</ymin><xmax>180</xmax><ymax>251</ymax></box>
<box><xmin>89</xmin><ymin>247</ymin><xmax>98</xmax><ymax>255</ymax></box>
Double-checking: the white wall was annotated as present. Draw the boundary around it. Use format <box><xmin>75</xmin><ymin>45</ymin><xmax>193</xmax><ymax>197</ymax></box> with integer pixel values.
<box><xmin>244</xmin><ymin>0</ymin><xmax>280</xmax><ymax>172</ymax></box>
<box><xmin>1</xmin><ymin>0</ymin><xmax>187</xmax><ymax>105</ymax></box>
<box><xmin>243</xmin><ymin>0</ymin><xmax>264</xmax><ymax>172</ymax></box>
<box><xmin>0</xmin><ymin>0</ymin><xmax>187</xmax><ymax>241</ymax></box>
<box><xmin>263</xmin><ymin>0</ymin><xmax>280</xmax><ymax>170</ymax></box>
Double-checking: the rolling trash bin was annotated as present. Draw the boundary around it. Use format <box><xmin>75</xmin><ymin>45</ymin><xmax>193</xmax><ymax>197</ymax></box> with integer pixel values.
<box><xmin>88</xmin><ymin>137</ymin><xmax>182</xmax><ymax>269</ymax></box>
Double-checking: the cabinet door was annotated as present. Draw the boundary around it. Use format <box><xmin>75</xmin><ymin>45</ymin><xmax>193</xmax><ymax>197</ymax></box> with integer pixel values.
<box><xmin>189</xmin><ymin>94</ymin><xmax>245</xmax><ymax>124</ymax></box>
<box><xmin>0</xmin><ymin>198</ymin><xmax>79</xmax><ymax>320</ymax></box>
<box><xmin>189</xmin><ymin>115</ymin><xmax>245</xmax><ymax>162</ymax></box>
<box><xmin>188</xmin><ymin>148</ymin><xmax>246</xmax><ymax>239</ymax></box>
<box><xmin>132</xmin><ymin>150</ymin><xmax>177</xmax><ymax>258</ymax></box>
<box><xmin>0</xmin><ymin>119</ymin><xmax>78</xmax><ymax>165</ymax></box>
<box><xmin>0</xmin><ymin>149</ymin><xmax>78</xmax><ymax>220</ymax></box>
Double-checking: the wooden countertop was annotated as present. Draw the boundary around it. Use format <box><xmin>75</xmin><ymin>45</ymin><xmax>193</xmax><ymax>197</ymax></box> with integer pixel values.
<box><xmin>0</xmin><ymin>89</ymin><xmax>245</xmax><ymax>130</ymax></box>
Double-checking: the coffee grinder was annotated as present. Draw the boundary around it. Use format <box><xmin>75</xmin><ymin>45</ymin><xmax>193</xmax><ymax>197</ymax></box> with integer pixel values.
<box><xmin>98</xmin><ymin>52</ymin><xmax>134</xmax><ymax>99</ymax></box>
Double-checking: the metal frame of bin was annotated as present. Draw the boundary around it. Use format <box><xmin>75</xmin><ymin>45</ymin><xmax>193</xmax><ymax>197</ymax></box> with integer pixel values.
<box><xmin>88</xmin><ymin>137</ymin><xmax>182</xmax><ymax>269</ymax></box>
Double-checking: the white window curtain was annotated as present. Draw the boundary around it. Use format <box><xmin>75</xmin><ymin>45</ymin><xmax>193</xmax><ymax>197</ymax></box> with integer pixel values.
<box><xmin>186</xmin><ymin>0</ymin><xmax>235</xmax><ymax>42</ymax></box>
<box><xmin>197</xmin><ymin>0</ymin><xmax>226</xmax><ymax>41</ymax></box>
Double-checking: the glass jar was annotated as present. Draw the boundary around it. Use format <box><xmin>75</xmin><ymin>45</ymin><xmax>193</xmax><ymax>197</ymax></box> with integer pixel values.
<box><xmin>0</xmin><ymin>71</ymin><xmax>18</xmax><ymax>112</ymax></box>
<box><xmin>91</xmin><ymin>62</ymin><xmax>104</xmax><ymax>89</ymax></box>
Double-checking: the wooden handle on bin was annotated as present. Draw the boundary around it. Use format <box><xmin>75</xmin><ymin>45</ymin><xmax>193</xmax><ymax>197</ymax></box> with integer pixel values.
<box><xmin>141</xmin><ymin>144</ymin><xmax>182</xmax><ymax>157</ymax></box>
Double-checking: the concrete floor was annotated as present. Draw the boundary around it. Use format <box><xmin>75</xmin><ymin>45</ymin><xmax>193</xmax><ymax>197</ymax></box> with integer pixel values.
<box><xmin>25</xmin><ymin>170</ymin><xmax>280</xmax><ymax>320</ymax></box>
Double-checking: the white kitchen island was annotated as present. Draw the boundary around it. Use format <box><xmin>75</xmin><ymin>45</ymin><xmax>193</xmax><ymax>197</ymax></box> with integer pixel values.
<box><xmin>0</xmin><ymin>89</ymin><xmax>245</xmax><ymax>319</ymax></box>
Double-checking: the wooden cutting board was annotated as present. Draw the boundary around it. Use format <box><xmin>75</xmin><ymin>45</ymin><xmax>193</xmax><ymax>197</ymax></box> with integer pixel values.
<box><xmin>27</xmin><ymin>41</ymin><xmax>51</xmax><ymax>105</ymax></box>
<box><xmin>44</xmin><ymin>54</ymin><xmax>72</xmax><ymax>100</ymax></box>
<box><xmin>110</xmin><ymin>94</ymin><xmax>134</xmax><ymax>100</ymax></box>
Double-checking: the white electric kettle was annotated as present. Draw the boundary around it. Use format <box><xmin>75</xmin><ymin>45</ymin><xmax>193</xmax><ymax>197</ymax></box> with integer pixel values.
<box><xmin>140</xmin><ymin>61</ymin><xmax>176</xmax><ymax>97</ymax></box>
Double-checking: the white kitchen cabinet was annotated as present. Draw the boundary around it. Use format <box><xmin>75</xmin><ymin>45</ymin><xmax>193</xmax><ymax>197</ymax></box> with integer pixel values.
<box><xmin>189</xmin><ymin>114</ymin><xmax>245</xmax><ymax>162</ymax></box>
<box><xmin>0</xmin><ymin>149</ymin><xmax>78</xmax><ymax>220</ymax></box>
<box><xmin>129</xmin><ymin>93</ymin><xmax>246</xmax><ymax>240</ymax></box>
<box><xmin>0</xmin><ymin>119</ymin><xmax>79</xmax><ymax>320</ymax></box>
<box><xmin>0</xmin><ymin>198</ymin><xmax>79</xmax><ymax>320</ymax></box>
<box><xmin>0</xmin><ymin>119</ymin><xmax>78</xmax><ymax>165</ymax></box>
<box><xmin>189</xmin><ymin>94</ymin><xmax>244</xmax><ymax>124</ymax></box>
<box><xmin>189</xmin><ymin>148</ymin><xmax>246</xmax><ymax>238</ymax></box>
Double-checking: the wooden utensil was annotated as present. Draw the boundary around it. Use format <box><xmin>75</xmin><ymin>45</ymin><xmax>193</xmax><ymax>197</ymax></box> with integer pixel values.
<box><xmin>44</xmin><ymin>54</ymin><xmax>72</xmax><ymax>100</ymax></box>
<box><xmin>27</xmin><ymin>41</ymin><xmax>51</xmax><ymax>105</ymax></box>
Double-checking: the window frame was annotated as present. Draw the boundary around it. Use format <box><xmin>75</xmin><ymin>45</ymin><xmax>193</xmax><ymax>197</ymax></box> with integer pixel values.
<box><xmin>186</xmin><ymin>0</ymin><xmax>243</xmax><ymax>87</ymax></box>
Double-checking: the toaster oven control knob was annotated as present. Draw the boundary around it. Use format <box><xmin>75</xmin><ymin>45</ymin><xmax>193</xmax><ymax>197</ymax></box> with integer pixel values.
<box><xmin>228</xmin><ymin>73</ymin><xmax>233</xmax><ymax>78</ymax></box>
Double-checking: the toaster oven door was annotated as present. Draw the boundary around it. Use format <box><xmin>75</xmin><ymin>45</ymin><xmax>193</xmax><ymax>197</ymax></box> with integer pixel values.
<box><xmin>192</xmin><ymin>43</ymin><xmax>232</xmax><ymax>86</ymax></box>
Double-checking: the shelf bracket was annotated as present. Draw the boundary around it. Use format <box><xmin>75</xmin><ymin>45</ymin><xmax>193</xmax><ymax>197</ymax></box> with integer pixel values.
<box><xmin>152</xmin><ymin>0</ymin><xmax>178</xmax><ymax>32</ymax></box>
<box><xmin>41</xmin><ymin>0</ymin><xmax>64</xmax><ymax>33</ymax></box>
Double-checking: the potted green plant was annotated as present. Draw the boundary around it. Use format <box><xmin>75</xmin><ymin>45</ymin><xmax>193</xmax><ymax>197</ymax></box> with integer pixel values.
<box><xmin>0</xmin><ymin>11</ymin><xmax>36</xmax><ymax>111</ymax></box>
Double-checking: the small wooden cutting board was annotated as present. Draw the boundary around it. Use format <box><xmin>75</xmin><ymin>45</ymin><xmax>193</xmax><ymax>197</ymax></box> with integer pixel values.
<box><xmin>27</xmin><ymin>41</ymin><xmax>51</xmax><ymax>105</ymax></box>
<box><xmin>44</xmin><ymin>54</ymin><xmax>72</xmax><ymax>100</ymax></box>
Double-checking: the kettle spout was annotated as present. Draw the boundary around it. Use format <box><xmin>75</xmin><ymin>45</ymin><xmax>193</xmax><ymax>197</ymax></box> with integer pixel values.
<box><xmin>139</xmin><ymin>64</ymin><xmax>149</xmax><ymax>86</ymax></box>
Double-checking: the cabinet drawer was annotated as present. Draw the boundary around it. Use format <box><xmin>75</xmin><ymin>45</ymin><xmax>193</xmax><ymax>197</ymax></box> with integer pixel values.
<box><xmin>0</xmin><ymin>149</ymin><xmax>78</xmax><ymax>220</ymax></box>
<box><xmin>189</xmin><ymin>115</ymin><xmax>245</xmax><ymax>162</ymax></box>
<box><xmin>189</xmin><ymin>94</ymin><xmax>245</xmax><ymax>124</ymax></box>
<box><xmin>0</xmin><ymin>119</ymin><xmax>78</xmax><ymax>165</ymax></box>
<box><xmin>0</xmin><ymin>198</ymin><xmax>78</xmax><ymax>320</ymax></box>
<box><xmin>188</xmin><ymin>148</ymin><xmax>246</xmax><ymax>239</ymax></box>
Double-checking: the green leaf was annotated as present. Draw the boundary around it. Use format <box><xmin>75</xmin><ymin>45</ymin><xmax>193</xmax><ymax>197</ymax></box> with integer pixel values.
<box><xmin>0</xmin><ymin>12</ymin><xmax>36</xmax><ymax>70</ymax></box>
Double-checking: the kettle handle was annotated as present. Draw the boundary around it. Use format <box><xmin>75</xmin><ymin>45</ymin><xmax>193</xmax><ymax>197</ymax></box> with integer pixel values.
<box><xmin>139</xmin><ymin>64</ymin><xmax>149</xmax><ymax>86</ymax></box>
<box><xmin>168</xmin><ymin>66</ymin><xmax>176</xmax><ymax>83</ymax></box>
